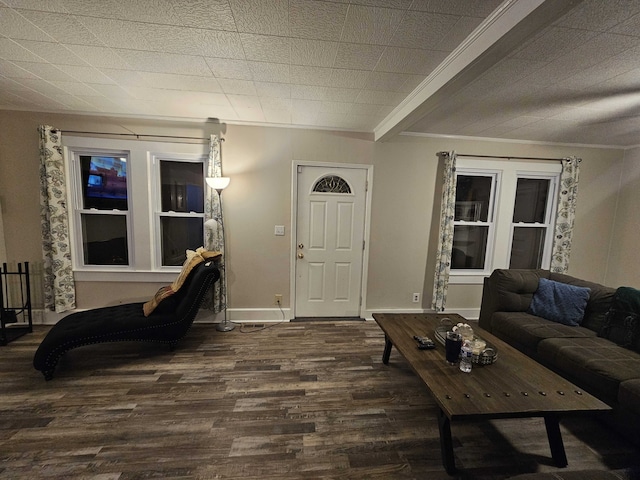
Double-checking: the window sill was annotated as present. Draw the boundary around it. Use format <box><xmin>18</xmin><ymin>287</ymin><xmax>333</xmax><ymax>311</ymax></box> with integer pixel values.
<box><xmin>74</xmin><ymin>269</ymin><xmax>180</xmax><ymax>283</ymax></box>
<box><xmin>447</xmin><ymin>273</ymin><xmax>489</xmax><ymax>285</ymax></box>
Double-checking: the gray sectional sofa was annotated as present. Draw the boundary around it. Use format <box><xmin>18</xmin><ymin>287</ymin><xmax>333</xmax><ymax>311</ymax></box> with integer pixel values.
<box><xmin>479</xmin><ymin>269</ymin><xmax>640</xmax><ymax>446</ymax></box>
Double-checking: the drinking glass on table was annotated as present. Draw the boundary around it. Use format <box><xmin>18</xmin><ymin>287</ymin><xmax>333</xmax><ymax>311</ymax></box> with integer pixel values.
<box><xmin>445</xmin><ymin>331</ymin><xmax>463</xmax><ymax>365</ymax></box>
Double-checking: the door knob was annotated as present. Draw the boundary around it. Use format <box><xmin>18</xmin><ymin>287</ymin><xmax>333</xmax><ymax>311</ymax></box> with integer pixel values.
<box><xmin>298</xmin><ymin>243</ymin><xmax>304</xmax><ymax>249</ymax></box>
<box><xmin>297</xmin><ymin>252</ymin><xmax>304</xmax><ymax>259</ymax></box>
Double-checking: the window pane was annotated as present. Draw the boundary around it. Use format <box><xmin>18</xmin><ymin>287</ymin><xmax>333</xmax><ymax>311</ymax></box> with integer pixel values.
<box><xmin>510</xmin><ymin>227</ymin><xmax>545</xmax><ymax>269</ymax></box>
<box><xmin>513</xmin><ymin>178</ymin><xmax>549</xmax><ymax>223</ymax></box>
<box><xmin>452</xmin><ymin>225</ymin><xmax>488</xmax><ymax>269</ymax></box>
<box><xmin>79</xmin><ymin>155</ymin><xmax>128</xmax><ymax>210</ymax></box>
<box><xmin>160</xmin><ymin>161</ymin><xmax>204</xmax><ymax>213</ymax></box>
<box><xmin>455</xmin><ymin>175</ymin><xmax>491</xmax><ymax>222</ymax></box>
<box><xmin>81</xmin><ymin>214</ymin><xmax>128</xmax><ymax>265</ymax></box>
<box><xmin>160</xmin><ymin>217</ymin><xmax>204</xmax><ymax>266</ymax></box>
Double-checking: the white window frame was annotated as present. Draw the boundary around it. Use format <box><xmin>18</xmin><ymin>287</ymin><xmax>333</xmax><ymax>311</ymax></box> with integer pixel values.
<box><xmin>449</xmin><ymin>158</ymin><xmax>561</xmax><ymax>285</ymax></box>
<box><xmin>150</xmin><ymin>152</ymin><xmax>207</xmax><ymax>271</ymax></box>
<box><xmin>507</xmin><ymin>172</ymin><xmax>559</xmax><ymax>270</ymax></box>
<box><xmin>68</xmin><ymin>147</ymin><xmax>134</xmax><ymax>272</ymax></box>
<box><xmin>63</xmin><ymin>136</ymin><xmax>209</xmax><ymax>282</ymax></box>
<box><xmin>451</xmin><ymin>169</ymin><xmax>500</xmax><ymax>277</ymax></box>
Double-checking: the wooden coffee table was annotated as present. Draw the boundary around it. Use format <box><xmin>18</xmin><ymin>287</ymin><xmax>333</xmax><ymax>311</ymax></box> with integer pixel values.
<box><xmin>372</xmin><ymin>313</ymin><xmax>611</xmax><ymax>475</ymax></box>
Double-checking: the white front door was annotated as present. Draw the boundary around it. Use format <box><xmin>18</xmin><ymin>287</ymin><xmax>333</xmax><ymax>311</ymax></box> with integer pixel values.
<box><xmin>295</xmin><ymin>165</ymin><xmax>368</xmax><ymax>318</ymax></box>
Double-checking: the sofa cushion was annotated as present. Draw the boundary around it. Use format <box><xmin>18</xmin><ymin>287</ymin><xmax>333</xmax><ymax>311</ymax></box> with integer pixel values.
<box><xmin>599</xmin><ymin>286</ymin><xmax>640</xmax><ymax>351</ymax></box>
<box><xmin>490</xmin><ymin>311</ymin><xmax>595</xmax><ymax>357</ymax></box>
<box><xmin>619</xmin><ymin>379</ymin><xmax>640</xmax><ymax>417</ymax></box>
<box><xmin>550</xmin><ymin>272</ymin><xmax>616</xmax><ymax>333</ymax></box>
<box><xmin>528</xmin><ymin>278</ymin><xmax>590</xmax><ymax>326</ymax></box>
<box><xmin>537</xmin><ymin>336</ymin><xmax>640</xmax><ymax>405</ymax></box>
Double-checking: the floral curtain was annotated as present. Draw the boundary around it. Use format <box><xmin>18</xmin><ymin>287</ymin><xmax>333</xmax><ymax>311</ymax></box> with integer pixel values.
<box><xmin>204</xmin><ymin>134</ymin><xmax>226</xmax><ymax>314</ymax></box>
<box><xmin>550</xmin><ymin>156</ymin><xmax>581</xmax><ymax>273</ymax></box>
<box><xmin>432</xmin><ymin>151</ymin><xmax>457</xmax><ymax>312</ymax></box>
<box><xmin>38</xmin><ymin>125</ymin><xmax>75</xmax><ymax>313</ymax></box>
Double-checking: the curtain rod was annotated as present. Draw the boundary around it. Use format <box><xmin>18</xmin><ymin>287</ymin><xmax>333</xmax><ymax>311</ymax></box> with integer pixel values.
<box><xmin>60</xmin><ymin>130</ymin><xmax>212</xmax><ymax>142</ymax></box>
<box><xmin>438</xmin><ymin>152</ymin><xmax>578</xmax><ymax>162</ymax></box>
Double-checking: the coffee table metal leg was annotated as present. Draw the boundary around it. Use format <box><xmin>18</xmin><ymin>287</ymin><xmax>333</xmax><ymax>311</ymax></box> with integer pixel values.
<box><xmin>437</xmin><ymin>409</ymin><xmax>457</xmax><ymax>475</ymax></box>
<box><xmin>544</xmin><ymin>414</ymin><xmax>568</xmax><ymax>468</ymax></box>
<box><xmin>382</xmin><ymin>335</ymin><xmax>393</xmax><ymax>365</ymax></box>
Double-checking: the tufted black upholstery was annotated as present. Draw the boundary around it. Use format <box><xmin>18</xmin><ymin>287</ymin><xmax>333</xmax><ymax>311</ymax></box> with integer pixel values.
<box><xmin>33</xmin><ymin>260</ymin><xmax>220</xmax><ymax>380</ymax></box>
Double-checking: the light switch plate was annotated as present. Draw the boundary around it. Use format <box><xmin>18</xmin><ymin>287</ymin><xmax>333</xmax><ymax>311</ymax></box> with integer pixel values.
<box><xmin>274</xmin><ymin>225</ymin><xmax>285</xmax><ymax>236</ymax></box>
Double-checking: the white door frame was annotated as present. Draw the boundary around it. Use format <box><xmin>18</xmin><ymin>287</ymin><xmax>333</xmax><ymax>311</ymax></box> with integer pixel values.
<box><xmin>290</xmin><ymin>161</ymin><xmax>373</xmax><ymax>319</ymax></box>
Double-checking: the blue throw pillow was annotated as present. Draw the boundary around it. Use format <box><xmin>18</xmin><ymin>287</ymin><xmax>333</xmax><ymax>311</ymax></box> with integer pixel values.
<box><xmin>528</xmin><ymin>278</ymin><xmax>591</xmax><ymax>326</ymax></box>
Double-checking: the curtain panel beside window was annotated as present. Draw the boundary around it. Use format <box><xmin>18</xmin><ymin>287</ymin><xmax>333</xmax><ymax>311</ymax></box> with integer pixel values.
<box><xmin>550</xmin><ymin>157</ymin><xmax>581</xmax><ymax>273</ymax></box>
<box><xmin>204</xmin><ymin>134</ymin><xmax>226</xmax><ymax>314</ymax></box>
<box><xmin>432</xmin><ymin>151</ymin><xmax>457</xmax><ymax>312</ymax></box>
<box><xmin>38</xmin><ymin>125</ymin><xmax>76</xmax><ymax>313</ymax></box>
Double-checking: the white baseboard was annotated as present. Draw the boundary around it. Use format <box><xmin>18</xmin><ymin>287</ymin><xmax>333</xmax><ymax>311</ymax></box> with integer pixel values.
<box><xmin>35</xmin><ymin>306</ymin><xmax>478</xmax><ymax>326</ymax></box>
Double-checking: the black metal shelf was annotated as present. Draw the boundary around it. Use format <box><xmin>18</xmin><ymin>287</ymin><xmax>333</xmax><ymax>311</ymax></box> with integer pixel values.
<box><xmin>1</xmin><ymin>262</ymin><xmax>32</xmax><ymax>346</ymax></box>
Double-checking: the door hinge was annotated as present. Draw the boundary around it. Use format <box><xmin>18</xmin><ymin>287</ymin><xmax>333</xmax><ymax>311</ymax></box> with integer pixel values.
<box><xmin>363</xmin><ymin>240</ymin><xmax>365</xmax><ymax>250</ymax></box>
<box><xmin>365</xmin><ymin>180</ymin><xmax>368</xmax><ymax>191</ymax></box>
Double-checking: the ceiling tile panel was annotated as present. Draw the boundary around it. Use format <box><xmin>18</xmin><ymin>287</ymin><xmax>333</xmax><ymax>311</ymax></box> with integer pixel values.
<box><xmin>355</xmin><ymin>89</ymin><xmax>403</xmax><ymax>106</ymax></box>
<box><xmin>227</xmin><ymin>94</ymin><xmax>262</xmax><ymax>109</ymax></box>
<box><xmin>290</xmin><ymin>85</ymin><xmax>327</xmax><ymax>100</ymax></box>
<box><xmin>98</xmin><ymin>69</ymin><xmax>147</xmax><ymax>86</ymax></box>
<box><xmin>1</xmin><ymin>0</ymin><xmax>67</xmax><ymax>13</ymax></box>
<box><xmin>205</xmin><ymin>58</ymin><xmax>253</xmax><ymax>80</ymax></box>
<box><xmin>254</xmin><ymin>82</ymin><xmax>291</xmax><ymax>98</ymax></box>
<box><xmin>390</xmin><ymin>11</ymin><xmax>460</xmax><ymax>49</ymax></box>
<box><xmin>0</xmin><ymin>7</ymin><xmax>56</xmax><ymax>42</ymax></box>
<box><xmin>411</xmin><ymin>0</ymin><xmax>503</xmax><ymax>17</ymax></box>
<box><xmin>432</xmin><ymin>16</ymin><xmax>485</xmax><ymax>51</ymax></box>
<box><xmin>509</xmin><ymin>26</ymin><xmax>599</xmax><ymax>62</ymax></box>
<box><xmin>137</xmin><ymin>73</ymin><xmax>222</xmax><ymax>93</ymax></box>
<box><xmin>319</xmin><ymin>101</ymin><xmax>353</xmax><ymax>114</ymax></box>
<box><xmin>16</xmin><ymin>10</ymin><xmax>102</xmax><ymax>45</ymax></box>
<box><xmin>376</xmin><ymin>47</ymin><xmax>446</xmax><ymax>74</ymax></box>
<box><xmin>240</xmin><ymin>33</ymin><xmax>290</xmax><ymax>63</ymax></box>
<box><xmin>0</xmin><ymin>38</ymin><xmax>48</xmax><ymax>62</ymax></box>
<box><xmin>263</xmin><ymin>109</ymin><xmax>292</xmax><ymax>123</ymax></box>
<box><xmin>114</xmin><ymin>50</ymin><xmax>211</xmax><ymax>76</ymax></box>
<box><xmin>200</xmin><ymin>31</ymin><xmax>245</xmax><ymax>59</ymax></box>
<box><xmin>340</xmin><ymin>5</ymin><xmax>405</xmax><ymax>45</ymax></box>
<box><xmin>260</xmin><ymin>96</ymin><xmax>292</xmax><ymax>110</ymax></box>
<box><xmin>217</xmin><ymin>78</ymin><xmax>257</xmax><ymax>96</ymax></box>
<box><xmin>48</xmin><ymin>81</ymin><xmax>102</xmax><ymax>97</ymax></box>
<box><xmin>232</xmin><ymin>105</ymin><xmax>266</xmax><ymax>122</ymax></box>
<box><xmin>365</xmin><ymin>71</ymin><xmax>409</xmax><ymax>91</ymax></box>
<box><xmin>11</xmin><ymin>61</ymin><xmax>77</xmax><ymax>81</ymax></box>
<box><xmin>88</xmin><ymin>84</ymin><xmax>137</xmax><ymax>99</ymax></box>
<box><xmin>289</xmin><ymin>0</ymin><xmax>348</xmax><ymax>41</ymax></box>
<box><xmin>290</xmin><ymin>65</ymin><xmax>333</xmax><ymax>86</ymax></box>
<box><xmin>14</xmin><ymin>40</ymin><xmax>88</xmax><ymax>66</ymax></box>
<box><xmin>247</xmin><ymin>62</ymin><xmax>290</xmax><ymax>83</ymax></box>
<box><xmin>0</xmin><ymin>60</ymin><xmax>39</xmax><ymax>79</ymax></box>
<box><xmin>554</xmin><ymin>0</ymin><xmax>640</xmax><ymax>32</ymax></box>
<box><xmin>330</xmin><ymin>69</ymin><xmax>370</xmax><ymax>89</ymax></box>
<box><xmin>170</xmin><ymin>0</ymin><xmax>236</xmax><ymax>30</ymax></box>
<box><xmin>322</xmin><ymin>87</ymin><xmax>359</xmax><ymax>102</ymax></box>
<box><xmin>351</xmin><ymin>103</ymin><xmax>382</xmax><ymax>116</ymax></box>
<box><xmin>333</xmin><ymin>43</ymin><xmax>384</xmax><ymax>70</ymax></box>
<box><xmin>142</xmin><ymin>25</ymin><xmax>205</xmax><ymax>56</ymax></box>
<box><xmin>75</xmin><ymin>17</ymin><xmax>155</xmax><ymax>51</ymax></box>
<box><xmin>229</xmin><ymin>0</ymin><xmax>289</xmax><ymax>36</ymax></box>
<box><xmin>290</xmin><ymin>39</ymin><xmax>338</xmax><ymax>67</ymax></box>
<box><xmin>65</xmin><ymin>45</ymin><xmax>132</xmax><ymax>69</ymax></box>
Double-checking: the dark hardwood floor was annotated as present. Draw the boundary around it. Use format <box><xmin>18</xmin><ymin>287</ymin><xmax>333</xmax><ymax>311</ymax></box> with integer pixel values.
<box><xmin>1</xmin><ymin>321</ymin><xmax>639</xmax><ymax>479</ymax></box>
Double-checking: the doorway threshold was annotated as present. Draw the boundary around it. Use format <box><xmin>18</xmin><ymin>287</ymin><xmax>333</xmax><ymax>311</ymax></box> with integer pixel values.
<box><xmin>292</xmin><ymin>317</ymin><xmax>364</xmax><ymax>322</ymax></box>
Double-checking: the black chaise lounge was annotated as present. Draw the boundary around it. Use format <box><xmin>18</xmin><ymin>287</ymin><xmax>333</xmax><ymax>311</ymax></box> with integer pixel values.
<box><xmin>33</xmin><ymin>260</ymin><xmax>220</xmax><ymax>380</ymax></box>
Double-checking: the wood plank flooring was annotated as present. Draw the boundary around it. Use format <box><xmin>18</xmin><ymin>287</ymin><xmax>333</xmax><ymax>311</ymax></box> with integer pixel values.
<box><xmin>1</xmin><ymin>321</ymin><xmax>639</xmax><ymax>479</ymax></box>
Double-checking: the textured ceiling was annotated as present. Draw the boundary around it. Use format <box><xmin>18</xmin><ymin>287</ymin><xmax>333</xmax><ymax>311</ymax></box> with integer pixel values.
<box><xmin>1</xmin><ymin>0</ymin><xmax>640</xmax><ymax>147</ymax></box>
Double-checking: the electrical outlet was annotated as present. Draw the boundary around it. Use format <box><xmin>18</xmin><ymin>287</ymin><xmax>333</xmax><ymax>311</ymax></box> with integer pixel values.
<box><xmin>412</xmin><ymin>293</ymin><xmax>420</xmax><ymax>303</ymax></box>
<box><xmin>275</xmin><ymin>294</ymin><xmax>283</xmax><ymax>305</ymax></box>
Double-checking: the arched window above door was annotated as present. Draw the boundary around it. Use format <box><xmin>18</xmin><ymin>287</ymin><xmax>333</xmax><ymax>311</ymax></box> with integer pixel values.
<box><xmin>312</xmin><ymin>175</ymin><xmax>351</xmax><ymax>194</ymax></box>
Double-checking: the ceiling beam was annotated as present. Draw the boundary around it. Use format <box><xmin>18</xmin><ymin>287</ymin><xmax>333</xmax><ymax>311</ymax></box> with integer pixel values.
<box><xmin>374</xmin><ymin>0</ymin><xmax>584</xmax><ymax>142</ymax></box>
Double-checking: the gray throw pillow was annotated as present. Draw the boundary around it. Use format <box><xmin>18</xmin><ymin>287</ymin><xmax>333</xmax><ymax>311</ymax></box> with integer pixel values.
<box><xmin>528</xmin><ymin>278</ymin><xmax>590</xmax><ymax>326</ymax></box>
